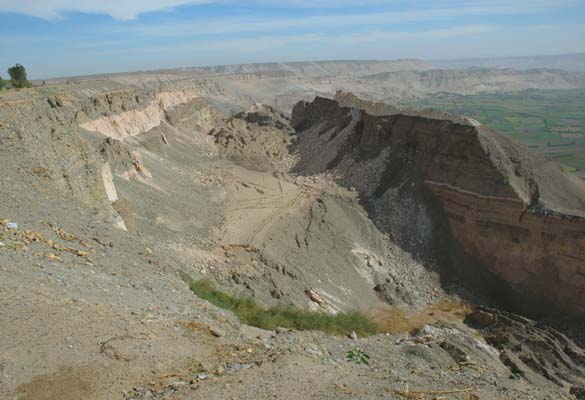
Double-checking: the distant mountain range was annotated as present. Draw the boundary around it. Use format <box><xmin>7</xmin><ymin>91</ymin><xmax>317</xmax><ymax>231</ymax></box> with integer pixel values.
<box><xmin>432</xmin><ymin>53</ymin><xmax>585</xmax><ymax>72</ymax></box>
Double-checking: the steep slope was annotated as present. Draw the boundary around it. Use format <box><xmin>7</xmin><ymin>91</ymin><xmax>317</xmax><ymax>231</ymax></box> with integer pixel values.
<box><xmin>0</xmin><ymin>83</ymin><xmax>444</xmax><ymax>314</ymax></box>
<box><xmin>291</xmin><ymin>96</ymin><xmax>585</xmax><ymax>316</ymax></box>
<box><xmin>333</xmin><ymin>89</ymin><xmax>478</xmax><ymax>124</ymax></box>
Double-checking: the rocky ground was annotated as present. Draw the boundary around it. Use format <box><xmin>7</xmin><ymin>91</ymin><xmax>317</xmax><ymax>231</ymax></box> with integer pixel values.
<box><xmin>1</xmin><ymin>80</ymin><xmax>584</xmax><ymax>400</ymax></box>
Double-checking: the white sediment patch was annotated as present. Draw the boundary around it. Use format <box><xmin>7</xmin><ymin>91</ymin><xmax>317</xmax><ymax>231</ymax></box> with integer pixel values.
<box><xmin>351</xmin><ymin>243</ymin><xmax>384</xmax><ymax>286</ymax></box>
<box><xmin>81</xmin><ymin>90</ymin><xmax>199</xmax><ymax>140</ymax></box>
<box><xmin>101</xmin><ymin>163</ymin><xmax>118</xmax><ymax>203</ymax></box>
<box><xmin>464</xmin><ymin>117</ymin><xmax>482</xmax><ymax>127</ymax></box>
<box><xmin>101</xmin><ymin>162</ymin><xmax>128</xmax><ymax>231</ymax></box>
<box><xmin>114</xmin><ymin>217</ymin><xmax>128</xmax><ymax>232</ymax></box>
<box><xmin>305</xmin><ymin>288</ymin><xmax>342</xmax><ymax>314</ymax></box>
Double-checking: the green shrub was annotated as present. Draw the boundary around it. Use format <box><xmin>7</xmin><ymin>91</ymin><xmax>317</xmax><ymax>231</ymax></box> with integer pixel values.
<box><xmin>346</xmin><ymin>347</ymin><xmax>371</xmax><ymax>365</ymax></box>
<box><xmin>8</xmin><ymin>64</ymin><xmax>31</xmax><ymax>89</ymax></box>
<box><xmin>190</xmin><ymin>279</ymin><xmax>379</xmax><ymax>337</ymax></box>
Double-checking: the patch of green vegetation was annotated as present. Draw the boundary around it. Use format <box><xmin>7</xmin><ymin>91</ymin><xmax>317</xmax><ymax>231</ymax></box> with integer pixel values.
<box><xmin>8</xmin><ymin>64</ymin><xmax>31</xmax><ymax>89</ymax></box>
<box><xmin>190</xmin><ymin>279</ymin><xmax>379</xmax><ymax>337</ymax></box>
<box><xmin>346</xmin><ymin>347</ymin><xmax>371</xmax><ymax>365</ymax></box>
<box><xmin>561</xmin><ymin>165</ymin><xmax>578</xmax><ymax>174</ymax></box>
<box><xmin>36</xmin><ymin>87</ymin><xmax>63</xmax><ymax>96</ymax></box>
<box><xmin>406</xmin><ymin>89</ymin><xmax>585</xmax><ymax>172</ymax></box>
<box><xmin>552</xmin><ymin>154</ymin><xmax>585</xmax><ymax>170</ymax></box>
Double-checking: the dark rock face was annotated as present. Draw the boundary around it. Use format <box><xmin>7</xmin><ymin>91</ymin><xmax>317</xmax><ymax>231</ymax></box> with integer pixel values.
<box><xmin>466</xmin><ymin>307</ymin><xmax>585</xmax><ymax>390</ymax></box>
<box><xmin>234</xmin><ymin>104</ymin><xmax>293</xmax><ymax>131</ymax></box>
<box><xmin>291</xmin><ymin>96</ymin><xmax>585</xmax><ymax>316</ymax></box>
<box><xmin>208</xmin><ymin>106</ymin><xmax>295</xmax><ymax>173</ymax></box>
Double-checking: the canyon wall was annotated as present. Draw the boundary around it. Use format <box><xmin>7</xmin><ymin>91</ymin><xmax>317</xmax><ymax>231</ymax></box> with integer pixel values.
<box><xmin>291</xmin><ymin>96</ymin><xmax>585</xmax><ymax>315</ymax></box>
<box><xmin>80</xmin><ymin>90</ymin><xmax>199</xmax><ymax>140</ymax></box>
<box><xmin>0</xmin><ymin>85</ymin><xmax>202</xmax><ymax>230</ymax></box>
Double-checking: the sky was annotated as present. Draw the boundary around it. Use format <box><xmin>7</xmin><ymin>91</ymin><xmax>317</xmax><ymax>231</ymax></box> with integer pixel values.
<box><xmin>1</xmin><ymin>0</ymin><xmax>584</xmax><ymax>79</ymax></box>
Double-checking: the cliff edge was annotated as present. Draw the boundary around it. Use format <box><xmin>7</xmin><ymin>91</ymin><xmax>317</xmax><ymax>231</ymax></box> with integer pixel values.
<box><xmin>292</xmin><ymin>95</ymin><xmax>585</xmax><ymax>315</ymax></box>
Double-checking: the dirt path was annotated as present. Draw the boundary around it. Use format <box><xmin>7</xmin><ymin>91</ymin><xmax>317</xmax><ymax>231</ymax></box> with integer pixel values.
<box><xmin>217</xmin><ymin>166</ymin><xmax>318</xmax><ymax>247</ymax></box>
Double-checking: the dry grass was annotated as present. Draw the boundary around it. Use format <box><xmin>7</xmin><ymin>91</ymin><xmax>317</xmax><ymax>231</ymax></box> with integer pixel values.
<box><xmin>372</xmin><ymin>302</ymin><xmax>474</xmax><ymax>335</ymax></box>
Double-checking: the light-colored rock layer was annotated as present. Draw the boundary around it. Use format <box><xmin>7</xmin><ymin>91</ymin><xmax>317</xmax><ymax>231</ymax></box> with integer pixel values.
<box><xmin>80</xmin><ymin>90</ymin><xmax>199</xmax><ymax>139</ymax></box>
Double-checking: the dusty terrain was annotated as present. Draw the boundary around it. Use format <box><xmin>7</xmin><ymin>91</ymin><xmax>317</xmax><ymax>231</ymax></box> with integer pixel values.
<box><xmin>1</xmin><ymin>60</ymin><xmax>585</xmax><ymax>400</ymax></box>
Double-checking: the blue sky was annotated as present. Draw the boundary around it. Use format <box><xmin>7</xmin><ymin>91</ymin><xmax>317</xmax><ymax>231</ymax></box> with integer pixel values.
<box><xmin>1</xmin><ymin>0</ymin><xmax>584</xmax><ymax>79</ymax></box>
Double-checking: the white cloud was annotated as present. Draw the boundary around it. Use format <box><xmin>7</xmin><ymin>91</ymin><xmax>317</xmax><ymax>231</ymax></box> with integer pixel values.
<box><xmin>90</xmin><ymin>0</ymin><xmax>584</xmax><ymax>38</ymax></box>
<box><xmin>123</xmin><ymin>5</ymin><xmax>532</xmax><ymax>38</ymax></box>
<box><xmin>1</xmin><ymin>0</ymin><xmax>582</xmax><ymax>20</ymax></box>
<box><xmin>94</xmin><ymin>24</ymin><xmax>497</xmax><ymax>57</ymax></box>
<box><xmin>0</xmin><ymin>0</ymin><xmax>211</xmax><ymax>20</ymax></box>
<box><xmin>0</xmin><ymin>0</ymin><xmax>379</xmax><ymax>19</ymax></box>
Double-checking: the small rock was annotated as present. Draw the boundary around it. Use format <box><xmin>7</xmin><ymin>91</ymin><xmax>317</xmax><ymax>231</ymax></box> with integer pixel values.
<box><xmin>349</xmin><ymin>331</ymin><xmax>358</xmax><ymax>340</ymax></box>
<box><xmin>47</xmin><ymin>96</ymin><xmax>64</xmax><ymax>108</ymax></box>
<box><xmin>439</xmin><ymin>341</ymin><xmax>471</xmax><ymax>364</ymax></box>
<box><xmin>467</xmin><ymin>310</ymin><xmax>497</xmax><ymax>327</ymax></box>
<box><xmin>225</xmin><ymin>363</ymin><xmax>253</xmax><ymax>374</ymax></box>
<box><xmin>304</xmin><ymin>344</ymin><xmax>323</xmax><ymax>356</ymax></box>
<box><xmin>169</xmin><ymin>381</ymin><xmax>188</xmax><ymax>390</ymax></box>
<box><xmin>210</xmin><ymin>327</ymin><xmax>225</xmax><ymax>337</ymax></box>
<box><xmin>570</xmin><ymin>386</ymin><xmax>585</xmax><ymax>399</ymax></box>
<box><xmin>6</xmin><ymin>222</ymin><xmax>19</xmax><ymax>230</ymax></box>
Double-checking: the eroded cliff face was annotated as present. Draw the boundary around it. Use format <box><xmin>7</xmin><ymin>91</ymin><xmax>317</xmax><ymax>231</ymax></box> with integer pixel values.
<box><xmin>291</xmin><ymin>96</ymin><xmax>585</xmax><ymax>316</ymax></box>
<box><xmin>333</xmin><ymin>89</ymin><xmax>480</xmax><ymax>125</ymax></box>
<box><xmin>80</xmin><ymin>90</ymin><xmax>199</xmax><ymax>140</ymax></box>
<box><xmin>0</xmin><ymin>85</ymin><xmax>203</xmax><ymax>231</ymax></box>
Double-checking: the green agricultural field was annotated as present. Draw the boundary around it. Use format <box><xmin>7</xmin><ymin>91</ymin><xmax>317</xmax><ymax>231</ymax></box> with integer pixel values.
<box><xmin>406</xmin><ymin>89</ymin><xmax>585</xmax><ymax>173</ymax></box>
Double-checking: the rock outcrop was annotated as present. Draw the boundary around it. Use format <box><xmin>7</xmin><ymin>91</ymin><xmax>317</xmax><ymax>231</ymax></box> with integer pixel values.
<box><xmin>333</xmin><ymin>89</ymin><xmax>480</xmax><ymax>125</ymax></box>
<box><xmin>466</xmin><ymin>307</ymin><xmax>585</xmax><ymax>391</ymax></box>
<box><xmin>207</xmin><ymin>104</ymin><xmax>296</xmax><ymax>172</ymax></box>
<box><xmin>80</xmin><ymin>90</ymin><xmax>199</xmax><ymax>140</ymax></box>
<box><xmin>0</xmin><ymin>84</ymin><xmax>203</xmax><ymax>232</ymax></box>
<box><xmin>291</xmin><ymin>96</ymin><xmax>585</xmax><ymax>316</ymax></box>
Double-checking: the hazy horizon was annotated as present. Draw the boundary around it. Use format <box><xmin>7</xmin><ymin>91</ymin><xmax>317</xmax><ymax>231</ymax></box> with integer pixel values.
<box><xmin>16</xmin><ymin>52</ymin><xmax>582</xmax><ymax>81</ymax></box>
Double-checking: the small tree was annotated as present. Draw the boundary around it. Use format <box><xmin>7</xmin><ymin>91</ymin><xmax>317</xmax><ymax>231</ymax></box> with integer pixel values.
<box><xmin>0</xmin><ymin>75</ymin><xmax>6</xmax><ymax>90</ymax></box>
<box><xmin>8</xmin><ymin>64</ymin><xmax>31</xmax><ymax>89</ymax></box>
